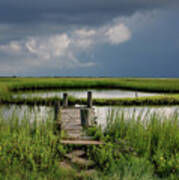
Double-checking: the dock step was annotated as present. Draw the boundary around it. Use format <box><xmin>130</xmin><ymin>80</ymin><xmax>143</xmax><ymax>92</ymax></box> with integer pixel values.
<box><xmin>61</xmin><ymin>139</ymin><xmax>103</xmax><ymax>145</ymax></box>
<box><xmin>65</xmin><ymin>150</ymin><xmax>85</xmax><ymax>159</ymax></box>
<box><xmin>70</xmin><ymin>156</ymin><xmax>94</xmax><ymax>167</ymax></box>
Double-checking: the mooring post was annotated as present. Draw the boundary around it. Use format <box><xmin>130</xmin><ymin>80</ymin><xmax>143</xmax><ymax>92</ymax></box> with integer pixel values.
<box><xmin>63</xmin><ymin>93</ymin><xmax>68</xmax><ymax>107</ymax></box>
<box><xmin>87</xmin><ymin>91</ymin><xmax>92</xmax><ymax>108</ymax></box>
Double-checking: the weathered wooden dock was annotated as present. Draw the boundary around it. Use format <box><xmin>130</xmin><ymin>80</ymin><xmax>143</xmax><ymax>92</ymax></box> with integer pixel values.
<box><xmin>54</xmin><ymin>92</ymin><xmax>103</xmax><ymax>145</ymax></box>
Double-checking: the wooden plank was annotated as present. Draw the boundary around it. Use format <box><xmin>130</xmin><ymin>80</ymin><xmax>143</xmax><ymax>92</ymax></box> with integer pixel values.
<box><xmin>65</xmin><ymin>150</ymin><xmax>85</xmax><ymax>158</ymax></box>
<box><xmin>62</xmin><ymin>125</ymin><xmax>83</xmax><ymax>130</ymax></box>
<box><xmin>70</xmin><ymin>156</ymin><xmax>94</xmax><ymax>167</ymax></box>
<box><xmin>61</xmin><ymin>139</ymin><xmax>103</xmax><ymax>145</ymax></box>
<box><xmin>55</xmin><ymin>107</ymin><xmax>96</xmax><ymax>140</ymax></box>
<box><xmin>65</xmin><ymin>132</ymin><xmax>84</xmax><ymax>139</ymax></box>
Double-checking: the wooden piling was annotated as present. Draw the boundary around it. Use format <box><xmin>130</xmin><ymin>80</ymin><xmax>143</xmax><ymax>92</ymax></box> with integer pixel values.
<box><xmin>63</xmin><ymin>93</ymin><xmax>68</xmax><ymax>107</ymax></box>
<box><xmin>80</xmin><ymin>109</ymin><xmax>89</xmax><ymax>127</ymax></box>
<box><xmin>80</xmin><ymin>108</ymin><xmax>95</xmax><ymax>127</ymax></box>
<box><xmin>135</xmin><ymin>92</ymin><xmax>138</xmax><ymax>98</ymax></box>
<box><xmin>87</xmin><ymin>91</ymin><xmax>92</xmax><ymax>108</ymax></box>
<box><xmin>54</xmin><ymin>101</ymin><xmax>61</xmax><ymax>131</ymax></box>
<box><xmin>54</xmin><ymin>101</ymin><xmax>60</xmax><ymax>121</ymax></box>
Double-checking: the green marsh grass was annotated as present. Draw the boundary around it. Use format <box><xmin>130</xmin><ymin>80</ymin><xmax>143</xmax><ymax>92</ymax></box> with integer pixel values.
<box><xmin>2</xmin><ymin>94</ymin><xmax>179</xmax><ymax>106</ymax></box>
<box><xmin>1</xmin><ymin>77</ymin><xmax>179</xmax><ymax>93</ymax></box>
<box><xmin>1</xmin><ymin>77</ymin><xmax>179</xmax><ymax>106</ymax></box>
<box><xmin>0</xmin><ymin>110</ymin><xmax>78</xmax><ymax>180</ymax></box>
<box><xmin>0</xmin><ymin>105</ymin><xmax>178</xmax><ymax>179</ymax></box>
<box><xmin>87</xmin><ymin>110</ymin><xmax>179</xmax><ymax>179</ymax></box>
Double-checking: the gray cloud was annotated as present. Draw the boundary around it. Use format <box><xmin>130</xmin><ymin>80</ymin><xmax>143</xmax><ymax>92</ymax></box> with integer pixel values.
<box><xmin>0</xmin><ymin>0</ymin><xmax>177</xmax><ymax>25</ymax></box>
<box><xmin>0</xmin><ymin>0</ymin><xmax>178</xmax><ymax>76</ymax></box>
<box><xmin>0</xmin><ymin>20</ymin><xmax>131</xmax><ymax>71</ymax></box>
<box><xmin>0</xmin><ymin>0</ymin><xmax>176</xmax><ymax>44</ymax></box>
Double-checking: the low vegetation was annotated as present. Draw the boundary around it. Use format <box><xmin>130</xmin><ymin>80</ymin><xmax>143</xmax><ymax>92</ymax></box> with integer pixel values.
<box><xmin>1</xmin><ymin>77</ymin><xmax>179</xmax><ymax>93</ymax></box>
<box><xmin>0</xmin><ymin>109</ymin><xmax>178</xmax><ymax>179</ymax></box>
<box><xmin>1</xmin><ymin>94</ymin><xmax>179</xmax><ymax>106</ymax></box>
<box><xmin>87</xmin><ymin>110</ymin><xmax>179</xmax><ymax>179</ymax></box>
<box><xmin>0</xmin><ymin>77</ymin><xmax>178</xmax><ymax>179</ymax></box>
<box><xmin>0</xmin><ymin>77</ymin><xmax>179</xmax><ymax>106</ymax></box>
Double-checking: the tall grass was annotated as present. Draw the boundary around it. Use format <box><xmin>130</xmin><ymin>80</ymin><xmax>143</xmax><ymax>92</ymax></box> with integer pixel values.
<box><xmin>102</xmin><ymin>110</ymin><xmax>179</xmax><ymax>178</ymax></box>
<box><xmin>0</xmin><ymin>111</ymin><xmax>78</xmax><ymax>180</ymax></box>
<box><xmin>0</xmin><ymin>106</ymin><xmax>178</xmax><ymax>179</ymax></box>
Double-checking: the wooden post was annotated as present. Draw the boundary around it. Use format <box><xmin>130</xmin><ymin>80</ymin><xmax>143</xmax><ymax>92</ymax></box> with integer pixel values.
<box><xmin>54</xmin><ymin>101</ymin><xmax>61</xmax><ymax>132</ymax></box>
<box><xmin>81</xmin><ymin>109</ymin><xmax>88</xmax><ymax>127</ymax></box>
<box><xmin>80</xmin><ymin>108</ymin><xmax>95</xmax><ymax>127</ymax></box>
<box><xmin>87</xmin><ymin>91</ymin><xmax>92</xmax><ymax>108</ymax></box>
<box><xmin>135</xmin><ymin>92</ymin><xmax>138</xmax><ymax>98</ymax></box>
<box><xmin>63</xmin><ymin>93</ymin><xmax>68</xmax><ymax>107</ymax></box>
<box><xmin>54</xmin><ymin>101</ymin><xmax>60</xmax><ymax>121</ymax></box>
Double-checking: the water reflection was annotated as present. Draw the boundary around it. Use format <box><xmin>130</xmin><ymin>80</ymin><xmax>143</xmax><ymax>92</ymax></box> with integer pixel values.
<box><xmin>0</xmin><ymin>105</ymin><xmax>54</xmax><ymax>123</ymax></box>
<box><xmin>0</xmin><ymin>105</ymin><xmax>178</xmax><ymax>129</ymax></box>
<box><xmin>94</xmin><ymin>106</ymin><xmax>179</xmax><ymax>128</ymax></box>
<box><xmin>14</xmin><ymin>89</ymin><xmax>161</xmax><ymax>99</ymax></box>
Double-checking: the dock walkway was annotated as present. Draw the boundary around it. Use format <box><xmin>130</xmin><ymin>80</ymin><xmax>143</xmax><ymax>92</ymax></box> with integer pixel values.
<box><xmin>60</xmin><ymin>107</ymin><xmax>94</xmax><ymax>139</ymax></box>
<box><xmin>55</xmin><ymin>92</ymin><xmax>103</xmax><ymax>145</ymax></box>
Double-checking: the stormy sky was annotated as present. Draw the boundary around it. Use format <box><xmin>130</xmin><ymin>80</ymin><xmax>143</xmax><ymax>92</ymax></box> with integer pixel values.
<box><xmin>0</xmin><ymin>0</ymin><xmax>179</xmax><ymax>77</ymax></box>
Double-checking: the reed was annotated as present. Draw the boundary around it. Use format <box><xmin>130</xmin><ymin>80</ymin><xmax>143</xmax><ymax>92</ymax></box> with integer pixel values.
<box><xmin>0</xmin><ymin>111</ymin><xmax>77</xmax><ymax>180</ymax></box>
<box><xmin>0</xmin><ymin>104</ymin><xmax>178</xmax><ymax>179</ymax></box>
<box><xmin>88</xmin><ymin>110</ymin><xmax>179</xmax><ymax>179</ymax></box>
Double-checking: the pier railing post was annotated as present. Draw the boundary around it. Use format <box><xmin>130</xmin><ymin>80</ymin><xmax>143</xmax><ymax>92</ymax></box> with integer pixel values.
<box><xmin>63</xmin><ymin>93</ymin><xmax>68</xmax><ymax>107</ymax></box>
<box><xmin>87</xmin><ymin>91</ymin><xmax>92</xmax><ymax>108</ymax></box>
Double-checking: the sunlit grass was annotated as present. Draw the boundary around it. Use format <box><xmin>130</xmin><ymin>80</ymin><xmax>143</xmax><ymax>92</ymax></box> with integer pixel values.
<box><xmin>1</xmin><ymin>77</ymin><xmax>179</xmax><ymax>93</ymax></box>
<box><xmin>0</xmin><ymin>77</ymin><xmax>179</xmax><ymax>106</ymax></box>
<box><xmin>94</xmin><ymin>110</ymin><xmax>179</xmax><ymax>179</ymax></box>
<box><xmin>0</xmin><ymin>107</ymin><xmax>178</xmax><ymax>179</ymax></box>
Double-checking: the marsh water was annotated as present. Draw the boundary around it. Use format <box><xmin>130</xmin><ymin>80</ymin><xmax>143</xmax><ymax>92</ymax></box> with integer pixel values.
<box><xmin>1</xmin><ymin>104</ymin><xmax>178</xmax><ymax>128</ymax></box>
<box><xmin>14</xmin><ymin>89</ymin><xmax>161</xmax><ymax>99</ymax></box>
<box><xmin>2</xmin><ymin>90</ymin><xmax>178</xmax><ymax>128</ymax></box>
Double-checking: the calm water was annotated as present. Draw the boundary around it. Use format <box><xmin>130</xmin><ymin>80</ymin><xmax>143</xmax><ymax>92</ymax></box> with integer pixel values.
<box><xmin>14</xmin><ymin>89</ymin><xmax>161</xmax><ymax>99</ymax></box>
<box><xmin>93</xmin><ymin>106</ymin><xmax>179</xmax><ymax>128</ymax></box>
<box><xmin>0</xmin><ymin>105</ymin><xmax>54</xmax><ymax>124</ymax></box>
<box><xmin>0</xmin><ymin>105</ymin><xmax>178</xmax><ymax>128</ymax></box>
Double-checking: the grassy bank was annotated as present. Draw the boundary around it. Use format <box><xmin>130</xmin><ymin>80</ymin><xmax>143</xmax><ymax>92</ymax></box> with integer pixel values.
<box><xmin>0</xmin><ymin>110</ymin><xmax>178</xmax><ymax>179</ymax></box>
<box><xmin>0</xmin><ymin>77</ymin><xmax>179</xmax><ymax>106</ymax></box>
<box><xmin>0</xmin><ymin>77</ymin><xmax>179</xmax><ymax>93</ymax></box>
<box><xmin>1</xmin><ymin>95</ymin><xmax>179</xmax><ymax>106</ymax></box>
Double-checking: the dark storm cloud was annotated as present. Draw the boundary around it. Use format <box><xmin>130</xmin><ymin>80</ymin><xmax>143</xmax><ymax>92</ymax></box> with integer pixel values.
<box><xmin>0</xmin><ymin>0</ymin><xmax>177</xmax><ymax>26</ymax></box>
<box><xmin>0</xmin><ymin>0</ymin><xmax>179</xmax><ymax>77</ymax></box>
